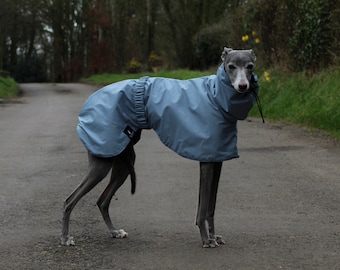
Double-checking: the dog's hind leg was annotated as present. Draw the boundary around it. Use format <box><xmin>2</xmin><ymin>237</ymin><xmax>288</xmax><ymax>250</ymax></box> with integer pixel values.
<box><xmin>61</xmin><ymin>153</ymin><xmax>113</xmax><ymax>245</ymax></box>
<box><xmin>97</xmin><ymin>145</ymin><xmax>136</xmax><ymax>239</ymax></box>
<box><xmin>196</xmin><ymin>162</ymin><xmax>225</xmax><ymax>248</ymax></box>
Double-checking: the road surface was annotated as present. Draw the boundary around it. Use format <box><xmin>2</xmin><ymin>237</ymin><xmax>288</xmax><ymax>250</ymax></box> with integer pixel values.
<box><xmin>0</xmin><ymin>83</ymin><xmax>339</xmax><ymax>269</ymax></box>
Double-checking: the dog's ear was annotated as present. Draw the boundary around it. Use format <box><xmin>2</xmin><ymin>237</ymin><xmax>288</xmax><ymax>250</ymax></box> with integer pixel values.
<box><xmin>221</xmin><ymin>47</ymin><xmax>233</xmax><ymax>61</ymax></box>
<box><xmin>250</xmin><ymin>49</ymin><xmax>256</xmax><ymax>62</ymax></box>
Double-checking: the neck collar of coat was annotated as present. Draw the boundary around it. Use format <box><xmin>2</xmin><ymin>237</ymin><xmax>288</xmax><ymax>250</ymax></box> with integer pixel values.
<box><xmin>213</xmin><ymin>63</ymin><xmax>257</xmax><ymax>120</ymax></box>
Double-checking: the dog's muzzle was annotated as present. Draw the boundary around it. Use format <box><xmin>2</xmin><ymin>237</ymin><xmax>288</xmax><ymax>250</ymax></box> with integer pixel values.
<box><xmin>237</xmin><ymin>83</ymin><xmax>249</xmax><ymax>93</ymax></box>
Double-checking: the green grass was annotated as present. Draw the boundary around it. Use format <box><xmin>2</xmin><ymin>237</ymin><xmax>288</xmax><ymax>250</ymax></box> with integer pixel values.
<box><xmin>80</xmin><ymin>69</ymin><xmax>213</xmax><ymax>85</ymax></box>
<box><xmin>0</xmin><ymin>76</ymin><xmax>19</xmax><ymax>98</ymax></box>
<box><xmin>250</xmin><ymin>68</ymin><xmax>340</xmax><ymax>139</ymax></box>
<box><xmin>85</xmin><ymin>67</ymin><xmax>340</xmax><ymax>140</ymax></box>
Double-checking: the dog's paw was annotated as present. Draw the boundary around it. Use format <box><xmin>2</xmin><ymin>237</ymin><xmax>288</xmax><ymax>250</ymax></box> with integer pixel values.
<box><xmin>60</xmin><ymin>236</ymin><xmax>75</xmax><ymax>246</ymax></box>
<box><xmin>112</xmin><ymin>229</ymin><xmax>128</xmax><ymax>238</ymax></box>
<box><xmin>215</xmin><ymin>235</ymin><xmax>226</xmax><ymax>245</ymax></box>
<box><xmin>203</xmin><ymin>239</ymin><xmax>219</xmax><ymax>248</ymax></box>
<box><xmin>202</xmin><ymin>236</ymin><xmax>225</xmax><ymax>248</ymax></box>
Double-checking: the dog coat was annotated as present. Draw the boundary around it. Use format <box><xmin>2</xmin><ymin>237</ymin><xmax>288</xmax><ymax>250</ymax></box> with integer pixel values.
<box><xmin>77</xmin><ymin>64</ymin><xmax>259</xmax><ymax>162</ymax></box>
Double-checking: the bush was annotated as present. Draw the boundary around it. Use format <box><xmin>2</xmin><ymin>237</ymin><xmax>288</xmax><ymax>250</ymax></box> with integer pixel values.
<box><xmin>13</xmin><ymin>54</ymin><xmax>48</xmax><ymax>82</ymax></box>
<box><xmin>0</xmin><ymin>70</ymin><xmax>10</xmax><ymax>77</ymax></box>
<box><xmin>0</xmin><ymin>76</ymin><xmax>19</xmax><ymax>98</ymax></box>
<box><xmin>193</xmin><ymin>23</ymin><xmax>230</xmax><ymax>69</ymax></box>
<box><xmin>127</xmin><ymin>58</ymin><xmax>142</xmax><ymax>73</ymax></box>
<box><xmin>289</xmin><ymin>0</ymin><xmax>333</xmax><ymax>71</ymax></box>
<box><xmin>242</xmin><ymin>0</ymin><xmax>338</xmax><ymax>72</ymax></box>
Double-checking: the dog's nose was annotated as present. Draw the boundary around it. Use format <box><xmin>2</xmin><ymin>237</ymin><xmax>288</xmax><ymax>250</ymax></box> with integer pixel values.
<box><xmin>238</xmin><ymin>83</ymin><xmax>248</xmax><ymax>91</ymax></box>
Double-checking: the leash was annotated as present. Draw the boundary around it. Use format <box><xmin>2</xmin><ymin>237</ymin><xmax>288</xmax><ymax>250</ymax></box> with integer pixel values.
<box><xmin>252</xmin><ymin>89</ymin><xmax>265</xmax><ymax>123</ymax></box>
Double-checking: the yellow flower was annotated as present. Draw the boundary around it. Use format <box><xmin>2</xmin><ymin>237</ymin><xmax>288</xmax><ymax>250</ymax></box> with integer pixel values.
<box><xmin>255</xmin><ymin>38</ymin><xmax>260</xmax><ymax>44</ymax></box>
<box><xmin>252</xmin><ymin>31</ymin><xmax>257</xmax><ymax>36</ymax></box>
<box><xmin>128</xmin><ymin>57</ymin><xmax>142</xmax><ymax>73</ymax></box>
<box><xmin>264</xmin><ymin>71</ymin><xmax>270</xmax><ymax>82</ymax></box>
<box><xmin>242</xmin><ymin>35</ymin><xmax>249</xmax><ymax>42</ymax></box>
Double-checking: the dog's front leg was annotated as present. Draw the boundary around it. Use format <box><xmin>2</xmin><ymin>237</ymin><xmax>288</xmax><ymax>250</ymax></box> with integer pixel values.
<box><xmin>207</xmin><ymin>162</ymin><xmax>225</xmax><ymax>246</ymax></box>
<box><xmin>196</xmin><ymin>162</ymin><xmax>225</xmax><ymax>248</ymax></box>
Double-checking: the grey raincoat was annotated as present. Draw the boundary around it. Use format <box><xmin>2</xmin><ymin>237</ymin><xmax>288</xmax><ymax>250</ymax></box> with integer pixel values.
<box><xmin>77</xmin><ymin>64</ymin><xmax>259</xmax><ymax>162</ymax></box>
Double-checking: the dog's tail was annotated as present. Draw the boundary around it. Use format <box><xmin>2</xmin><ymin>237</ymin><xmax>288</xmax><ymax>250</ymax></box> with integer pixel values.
<box><xmin>120</xmin><ymin>145</ymin><xmax>137</xmax><ymax>194</ymax></box>
<box><xmin>126</xmin><ymin>160</ymin><xmax>136</xmax><ymax>195</ymax></box>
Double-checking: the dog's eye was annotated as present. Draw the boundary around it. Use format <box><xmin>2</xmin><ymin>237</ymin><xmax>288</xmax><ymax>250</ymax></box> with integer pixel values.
<box><xmin>246</xmin><ymin>64</ymin><xmax>254</xmax><ymax>70</ymax></box>
<box><xmin>228</xmin><ymin>64</ymin><xmax>236</xmax><ymax>70</ymax></box>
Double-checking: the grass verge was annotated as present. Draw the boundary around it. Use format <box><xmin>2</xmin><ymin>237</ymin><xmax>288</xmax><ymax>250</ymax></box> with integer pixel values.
<box><xmin>250</xmin><ymin>68</ymin><xmax>340</xmax><ymax>139</ymax></box>
<box><xmin>80</xmin><ymin>69</ymin><xmax>213</xmax><ymax>85</ymax></box>
<box><xmin>0</xmin><ymin>75</ymin><xmax>19</xmax><ymax>98</ymax></box>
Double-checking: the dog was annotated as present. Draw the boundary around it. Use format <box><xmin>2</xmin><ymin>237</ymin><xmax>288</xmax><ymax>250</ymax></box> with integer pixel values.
<box><xmin>61</xmin><ymin>47</ymin><xmax>258</xmax><ymax>248</ymax></box>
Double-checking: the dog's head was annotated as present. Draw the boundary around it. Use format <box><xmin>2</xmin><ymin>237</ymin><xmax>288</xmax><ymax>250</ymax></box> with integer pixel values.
<box><xmin>221</xmin><ymin>47</ymin><xmax>256</xmax><ymax>93</ymax></box>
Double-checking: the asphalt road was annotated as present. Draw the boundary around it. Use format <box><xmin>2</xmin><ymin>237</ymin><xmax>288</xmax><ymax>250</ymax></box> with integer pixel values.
<box><xmin>0</xmin><ymin>83</ymin><xmax>339</xmax><ymax>269</ymax></box>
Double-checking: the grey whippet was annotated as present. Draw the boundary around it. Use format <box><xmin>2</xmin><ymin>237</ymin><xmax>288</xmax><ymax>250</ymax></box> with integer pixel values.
<box><xmin>61</xmin><ymin>48</ymin><xmax>258</xmax><ymax>248</ymax></box>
